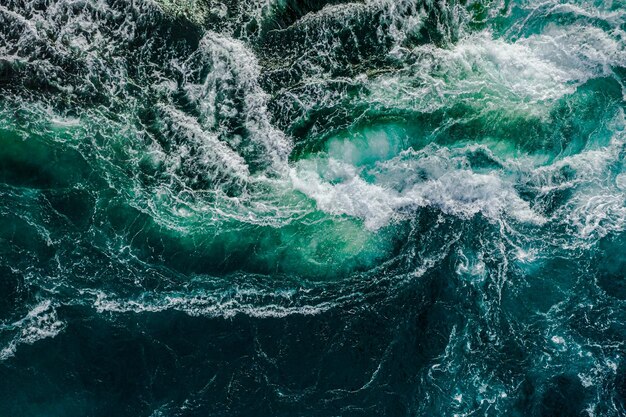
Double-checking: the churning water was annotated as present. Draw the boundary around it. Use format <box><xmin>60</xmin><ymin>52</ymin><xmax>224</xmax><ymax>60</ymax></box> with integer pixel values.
<box><xmin>0</xmin><ymin>0</ymin><xmax>625</xmax><ymax>415</ymax></box>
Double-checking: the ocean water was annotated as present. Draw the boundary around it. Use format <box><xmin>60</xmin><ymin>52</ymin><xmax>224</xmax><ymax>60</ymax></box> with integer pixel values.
<box><xmin>0</xmin><ymin>0</ymin><xmax>625</xmax><ymax>415</ymax></box>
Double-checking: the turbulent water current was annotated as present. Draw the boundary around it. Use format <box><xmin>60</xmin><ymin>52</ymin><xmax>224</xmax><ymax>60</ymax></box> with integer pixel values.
<box><xmin>0</xmin><ymin>0</ymin><xmax>625</xmax><ymax>415</ymax></box>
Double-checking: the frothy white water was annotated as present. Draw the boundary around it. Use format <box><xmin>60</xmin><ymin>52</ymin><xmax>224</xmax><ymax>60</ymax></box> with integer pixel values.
<box><xmin>291</xmin><ymin>145</ymin><xmax>546</xmax><ymax>230</ymax></box>
<box><xmin>155</xmin><ymin>104</ymin><xmax>252</xmax><ymax>186</ymax></box>
<box><xmin>0</xmin><ymin>300</ymin><xmax>65</xmax><ymax>361</ymax></box>
<box><xmin>291</xmin><ymin>118</ymin><xmax>625</xmax><ymax>238</ymax></box>
<box><xmin>563</xmin><ymin>141</ymin><xmax>626</xmax><ymax>238</ymax></box>
<box><xmin>370</xmin><ymin>24</ymin><xmax>626</xmax><ymax>114</ymax></box>
<box><xmin>146</xmin><ymin>31</ymin><xmax>292</xmax><ymax>197</ymax></box>
<box><xmin>93</xmin><ymin>290</ymin><xmax>333</xmax><ymax>318</ymax></box>
<box><xmin>140</xmin><ymin>17</ymin><xmax>625</xmax><ymax>247</ymax></box>
<box><xmin>154</xmin><ymin>0</ymin><xmax>291</xmax><ymax>36</ymax></box>
<box><xmin>183</xmin><ymin>32</ymin><xmax>291</xmax><ymax>171</ymax></box>
<box><xmin>295</xmin><ymin>0</ymin><xmax>432</xmax><ymax>46</ymax></box>
<box><xmin>281</xmin><ymin>16</ymin><xmax>625</xmax><ymax>235</ymax></box>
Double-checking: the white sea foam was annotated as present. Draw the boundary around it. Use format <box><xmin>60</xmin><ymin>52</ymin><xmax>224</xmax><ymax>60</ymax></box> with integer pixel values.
<box><xmin>283</xmin><ymin>19</ymin><xmax>625</xmax><ymax>235</ymax></box>
<box><xmin>370</xmin><ymin>24</ymin><xmax>626</xmax><ymax>113</ymax></box>
<box><xmin>291</xmin><ymin>146</ymin><xmax>546</xmax><ymax>230</ymax></box>
<box><xmin>93</xmin><ymin>291</ymin><xmax>333</xmax><ymax>319</ymax></box>
<box><xmin>296</xmin><ymin>0</ymin><xmax>430</xmax><ymax>46</ymax></box>
<box><xmin>156</xmin><ymin>105</ymin><xmax>251</xmax><ymax>183</ymax></box>
<box><xmin>527</xmin><ymin>112</ymin><xmax>626</xmax><ymax>238</ymax></box>
<box><xmin>184</xmin><ymin>32</ymin><xmax>291</xmax><ymax>170</ymax></box>
<box><xmin>0</xmin><ymin>300</ymin><xmax>65</xmax><ymax>361</ymax></box>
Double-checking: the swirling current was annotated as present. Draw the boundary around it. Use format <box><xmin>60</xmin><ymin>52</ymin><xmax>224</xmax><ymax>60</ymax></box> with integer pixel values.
<box><xmin>0</xmin><ymin>0</ymin><xmax>625</xmax><ymax>415</ymax></box>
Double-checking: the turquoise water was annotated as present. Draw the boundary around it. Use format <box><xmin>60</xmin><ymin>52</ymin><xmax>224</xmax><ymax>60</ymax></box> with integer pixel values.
<box><xmin>0</xmin><ymin>0</ymin><xmax>625</xmax><ymax>415</ymax></box>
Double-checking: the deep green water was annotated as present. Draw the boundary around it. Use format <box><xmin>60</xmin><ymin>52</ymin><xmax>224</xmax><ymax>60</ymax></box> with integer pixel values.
<box><xmin>0</xmin><ymin>0</ymin><xmax>625</xmax><ymax>415</ymax></box>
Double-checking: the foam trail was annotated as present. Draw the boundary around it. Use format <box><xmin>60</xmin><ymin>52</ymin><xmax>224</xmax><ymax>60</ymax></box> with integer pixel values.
<box><xmin>0</xmin><ymin>301</ymin><xmax>65</xmax><ymax>361</ymax></box>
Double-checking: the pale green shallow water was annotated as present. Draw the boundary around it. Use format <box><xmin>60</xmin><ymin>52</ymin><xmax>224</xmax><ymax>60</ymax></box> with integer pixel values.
<box><xmin>0</xmin><ymin>0</ymin><xmax>625</xmax><ymax>415</ymax></box>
